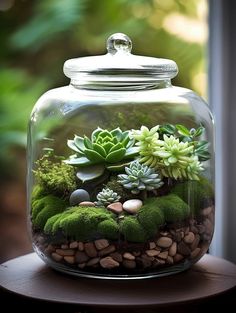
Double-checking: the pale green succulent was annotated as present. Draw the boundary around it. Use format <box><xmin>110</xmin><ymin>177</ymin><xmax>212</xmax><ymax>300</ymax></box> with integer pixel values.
<box><xmin>117</xmin><ymin>160</ymin><xmax>163</xmax><ymax>194</ymax></box>
<box><xmin>96</xmin><ymin>188</ymin><xmax>121</xmax><ymax>206</ymax></box>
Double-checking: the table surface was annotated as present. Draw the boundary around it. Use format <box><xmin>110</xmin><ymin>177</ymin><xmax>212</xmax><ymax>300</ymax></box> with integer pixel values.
<box><xmin>0</xmin><ymin>253</ymin><xmax>236</xmax><ymax>310</ymax></box>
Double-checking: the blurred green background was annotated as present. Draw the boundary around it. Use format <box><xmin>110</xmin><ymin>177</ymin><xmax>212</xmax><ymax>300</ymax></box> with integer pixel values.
<box><xmin>0</xmin><ymin>0</ymin><xmax>208</xmax><ymax>261</ymax></box>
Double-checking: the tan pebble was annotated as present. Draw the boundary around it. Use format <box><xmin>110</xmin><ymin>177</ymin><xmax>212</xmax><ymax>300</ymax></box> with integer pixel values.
<box><xmin>177</xmin><ymin>242</ymin><xmax>191</xmax><ymax>256</ymax></box>
<box><xmin>86</xmin><ymin>257</ymin><xmax>100</xmax><ymax>266</ymax></box>
<box><xmin>201</xmin><ymin>206</ymin><xmax>213</xmax><ymax>216</ymax></box>
<box><xmin>168</xmin><ymin>242</ymin><xmax>177</xmax><ymax>257</ymax></box>
<box><xmin>69</xmin><ymin>241</ymin><xmax>78</xmax><ymax>249</ymax></box>
<box><xmin>173</xmin><ymin>253</ymin><xmax>184</xmax><ymax>263</ymax></box>
<box><xmin>107</xmin><ymin>202</ymin><xmax>123</xmax><ymax>214</ymax></box>
<box><xmin>44</xmin><ymin>244</ymin><xmax>55</xmax><ymax>255</ymax></box>
<box><xmin>166</xmin><ymin>256</ymin><xmax>174</xmax><ymax>264</ymax></box>
<box><xmin>190</xmin><ymin>225</ymin><xmax>199</xmax><ymax>234</ymax></box>
<box><xmin>158</xmin><ymin>251</ymin><xmax>168</xmax><ymax>259</ymax></box>
<box><xmin>190</xmin><ymin>247</ymin><xmax>201</xmax><ymax>259</ymax></box>
<box><xmin>84</xmin><ymin>242</ymin><xmax>97</xmax><ymax>257</ymax></box>
<box><xmin>123</xmin><ymin>260</ymin><xmax>136</xmax><ymax>269</ymax></box>
<box><xmin>156</xmin><ymin>258</ymin><xmax>165</xmax><ymax>264</ymax></box>
<box><xmin>79</xmin><ymin>201</ymin><xmax>95</xmax><ymax>207</ymax></box>
<box><xmin>140</xmin><ymin>254</ymin><xmax>153</xmax><ymax>268</ymax></box>
<box><xmin>110</xmin><ymin>252</ymin><xmax>123</xmax><ymax>263</ymax></box>
<box><xmin>149</xmin><ymin>242</ymin><xmax>156</xmax><ymax>249</ymax></box>
<box><xmin>157</xmin><ymin>237</ymin><xmax>173</xmax><ymax>248</ymax></box>
<box><xmin>56</xmin><ymin>249</ymin><xmax>75</xmax><ymax>256</ymax></box>
<box><xmin>197</xmin><ymin>224</ymin><xmax>206</xmax><ymax>234</ymax></box>
<box><xmin>98</xmin><ymin>245</ymin><xmax>116</xmax><ymax>256</ymax></box>
<box><xmin>174</xmin><ymin>232</ymin><xmax>182</xmax><ymax>242</ymax></box>
<box><xmin>123</xmin><ymin>199</ymin><xmax>143</xmax><ymax>214</ymax></box>
<box><xmin>203</xmin><ymin>218</ymin><xmax>214</xmax><ymax>234</ymax></box>
<box><xmin>94</xmin><ymin>239</ymin><xmax>109</xmax><ymax>250</ymax></box>
<box><xmin>190</xmin><ymin>234</ymin><xmax>200</xmax><ymax>251</ymax></box>
<box><xmin>132</xmin><ymin>251</ymin><xmax>141</xmax><ymax>257</ymax></box>
<box><xmin>160</xmin><ymin>231</ymin><xmax>169</xmax><ymax>236</ymax></box>
<box><xmin>64</xmin><ymin>256</ymin><xmax>75</xmax><ymax>264</ymax></box>
<box><xmin>183</xmin><ymin>232</ymin><xmax>195</xmax><ymax>244</ymax></box>
<box><xmin>78</xmin><ymin>263</ymin><xmax>86</xmax><ymax>269</ymax></box>
<box><xmin>180</xmin><ymin>231</ymin><xmax>185</xmax><ymax>239</ymax></box>
<box><xmin>100</xmin><ymin>257</ymin><xmax>119</xmax><ymax>269</ymax></box>
<box><xmin>75</xmin><ymin>251</ymin><xmax>89</xmax><ymax>263</ymax></box>
<box><xmin>78</xmin><ymin>242</ymin><xmax>84</xmax><ymax>251</ymax></box>
<box><xmin>51</xmin><ymin>252</ymin><xmax>63</xmax><ymax>262</ymax></box>
<box><xmin>123</xmin><ymin>252</ymin><xmax>135</xmax><ymax>260</ymax></box>
<box><xmin>145</xmin><ymin>249</ymin><xmax>160</xmax><ymax>257</ymax></box>
<box><xmin>61</xmin><ymin>244</ymin><xmax>69</xmax><ymax>249</ymax></box>
<box><xmin>184</xmin><ymin>226</ymin><xmax>190</xmax><ymax>235</ymax></box>
<box><xmin>152</xmin><ymin>259</ymin><xmax>164</xmax><ymax>267</ymax></box>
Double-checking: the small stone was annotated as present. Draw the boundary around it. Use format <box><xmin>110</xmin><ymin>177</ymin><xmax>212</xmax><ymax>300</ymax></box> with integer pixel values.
<box><xmin>145</xmin><ymin>249</ymin><xmax>160</xmax><ymax>257</ymax></box>
<box><xmin>197</xmin><ymin>224</ymin><xmax>206</xmax><ymax>234</ymax></box>
<box><xmin>69</xmin><ymin>189</ymin><xmax>90</xmax><ymax>206</ymax></box>
<box><xmin>174</xmin><ymin>232</ymin><xmax>182</xmax><ymax>242</ymax></box>
<box><xmin>99</xmin><ymin>245</ymin><xmax>116</xmax><ymax>256</ymax></box>
<box><xmin>203</xmin><ymin>218</ymin><xmax>214</xmax><ymax>234</ymax></box>
<box><xmin>100</xmin><ymin>257</ymin><xmax>120</xmax><ymax>269</ymax></box>
<box><xmin>184</xmin><ymin>227</ymin><xmax>190</xmax><ymax>235</ymax></box>
<box><xmin>51</xmin><ymin>252</ymin><xmax>63</xmax><ymax>262</ymax></box>
<box><xmin>156</xmin><ymin>258</ymin><xmax>165</xmax><ymax>264</ymax></box>
<box><xmin>158</xmin><ymin>251</ymin><xmax>169</xmax><ymax>259</ymax></box>
<box><xmin>201</xmin><ymin>206</ymin><xmax>213</xmax><ymax>216</ymax></box>
<box><xmin>173</xmin><ymin>253</ymin><xmax>184</xmax><ymax>263</ymax></box>
<box><xmin>149</xmin><ymin>242</ymin><xmax>156</xmax><ymax>249</ymax></box>
<box><xmin>183</xmin><ymin>232</ymin><xmax>195</xmax><ymax>244</ymax></box>
<box><xmin>61</xmin><ymin>244</ymin><xmax>69</xmax><ymax>249</ymax></box>
<box><xmin>166</xmin><ymin>256</ymin><xmax>174</xmax><ymax>264</ymax></box>
<box><xmin>44</xmin><ymin>244</ymin><xmax>55</xmax><ymax>255</ymax></box>
<box><xmin>84</xmin><ymin>242</ymin><xmax>97</xmax><ymax>258</ymax></box>
<box><xmin>190</xmin><ymin>225</ymin><xmax>199</xmax><ymax>234</ymax></box>
<box><xmin>79</xmin><ymin>201</ymin><xmax>95</xmax><ymax>207</ymax></box>
<box><xmin>75</xmin><ymin>251</ymin><xmax>89</xmax><ymax>263</ymax></box>
<box><xmin>78</xmin><ymin>263</ymin><xmax>86</xmax><ymax>269</ymax></box>
<box><xmin>156</xmin><ymin>237</ymin><xmax>173</xmax><ymax>248</ymax></box>
<box><xmin>168</xmin><ymin>242</ymin><xmax>177</xmax><ymax>257</ymax></box>
<box><xmin>64</xmin><ymin>256</ymin><xmax>75</xmax><ymax>264</ymax></box>
<box><xmin>69</xmin><ymin>241</ymin><xmax>78</xmax><ymax>249</ymax></box>
<box><xmin>56</xmin><ymin>249</ymin><xmax>75</xmax><ymax>256</ymax></box>
<box><xmin>37</xmin><ymin>236</ymin><xmax>45</xmax><ymax>244</ymax></box>
<box><xmin>140</xmin><ymin>254</ymin><xmax>153</xmax><ymax>268</ymax></box>
<box><xmin>190</xmin><ymin>247</ymin><xmax>201</xmax><ymax>259</ymax></box>
<box><xmin>110</xmin><ymin>252</ymin><xmax>123</xmax><ymax>263</ymax></box>
<box><xmin>123</xmin><ymin>260</ymin><xmax>136</xmax><ymax>269</ymax></box>
<box><xmin>123</xmin><ymin>252</ymin><xmax>135</xmax><ymax>260</ymax></box>
<box><xmin>107</xmin><ymin>202</ymin><xmax>123</xmax><ymax>214</ymax></box>
<box><xmin>86</xmin><ymin>257</ymin><xmax>100</xmax><ymax>266</ymax></box>
<box><xmin>177</xmin><ymin>242</ymin><xmax>191</xmax><ymax>256</ymax></box>
<box><xmin>123</xmin><ymin>199</ymin><xmax>143</xmax><ymax>214</ymax></box>
<box><xmin>190</xmin><ymin>234</ymin><xmax>200</xmax><ymax>251</ymax></box>
<box><xmin>160</xmin><ymin>231</ymin><xmax>169</xmax><ymax>236</ymax></box>
<box><xmin>132</xmin><ymin>251</ymin><xmax>141</xmax><ymax>257</ymax></box>
<box><xmin>94</xmin><ymin>239</ymin><xmax>109</xmax><ymax>250</ymax></box>
<box><xmin>78</xmin><ymin>242</ymin><xmax>84</xmax><ymax>251</ymax></box>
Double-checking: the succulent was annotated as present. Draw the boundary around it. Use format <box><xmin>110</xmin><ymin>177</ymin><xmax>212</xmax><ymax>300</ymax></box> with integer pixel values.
<box><xmin>65</xmin><ymin>127</ymin><xmax>139</xmax><ymax>182</ymax></box>
<box><xmin>96</xmin><ymin>188</ymin><xmax>121</xmax><ymax>206</ymax></box>
<box><xmin>117</xmin><ymin>160</ymin><xmax>163</xmax><ymax>194</ymax></box>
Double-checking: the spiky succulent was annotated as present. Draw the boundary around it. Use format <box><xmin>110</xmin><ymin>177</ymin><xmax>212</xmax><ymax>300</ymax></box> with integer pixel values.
<box><xmin>117</xmin><ymin>161</ymin><xmax>163</xmax><ymax>194</ymax></box>
<box><xmin>96</xmin><ymin>188</ymin><xmax>121</xmax><ymax>206</ymax></box>
<box><xmin>65</xmin><ymin>127</ymin><xmax>139</xmax><ymax>182</ymax></box>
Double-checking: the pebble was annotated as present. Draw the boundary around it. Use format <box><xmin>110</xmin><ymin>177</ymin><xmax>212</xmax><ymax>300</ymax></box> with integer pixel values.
<box><xmin>149</xmin><ymin>242</ymin><xmax>156</xmax><ymax>249</ymax></box>
<box><xmin>177</xmin><ymin>242</ymin><xmax>191</xmax><ymax>256</ymax></box>
<box><xmin>168</xmin><ymin>242</ymin><xmax>177</xmax><ymax>257</ymax></box>
<box><xmin>123</xmin><ymin>252</ymin><xmax>135</xmax><ymax>260</ymax></box>
<box><xmin>201</xmin><ymin>206</ymin><xmax>213</xmax><ymax>216</ymax></box>
<box><xmin>110</xmin><ymin>252</ymin><xmax>123</xmax><ymax>263</ymax></box>
<box><xmin>145</xmin><ymin>249</ymin><xmax>160</xmax><ymax>257</ymax></box>
<box><xmin>123</xmin><ymin>199</ymin><xmax>143</xmax><ymax>214</ymax></box>
<box><xmin>94</xmin><ymin>239</ymin><xmax>109</xmax><ymax>250</ymax></box>
<box><xmin>79</xmin><ymin>201</ymin><xmax>95</xmax><ymax>207</ymax></box>
<box><xmin>98</xmin><ymin>245</ymin><xmax>116</xmax><ymax>256</ymax></box>
<box><xmin>78</xmin><ymin>263</ymin><xmax>86</xmax><ymax>269</ymax></box>
<box><xmin>51</xmin><ymin>252</ymin><xmax>63</xmax><ymax>262</ymax></box>
<box><xmin>156</xmin><ymin>237</ymin><xmax>173</xmax><ymax>248</ymax></box>
<box><xmin>100</xmin><ymin>257</ymin><xmax>120</xmax><ymax>269</ymax></box>
<box><xmin>123</xmin><ymin>260</ymin><xmax>136</xmax><ymax>269</ymax></box>
<box><xmin>190</xmin><ymin>247</ymin><xmax>201</xmax><ymax>259</ymax></box>
<box><xmin>190</xmin><ymin>234</ymin><xmax>200</xmax><ymax>251</ymax></box>
<box><xmin>190</xmin><ymin>225</ymin><xmax>199</xmax><ymax>234</ymax></box>
<box><xmin>56</xmin><ymin>249</ymin><xmax>75</xmax><ymax>256</ymax></box>
<box><xmin>64</xmin><ymin>256</ymin><xmax>75</xmax><ymax>264</ymax></box>
<box><xmin>75</xmin><ymin>251</ymin><xmax>89</xmax><ymax>263</ymax></box>
<box><xmin>140</xmin><ymin>254</ymin><xmax>153</xmax><ymax>268</ymax></box>
<box><xmin>158</xmin><ymin>251</ymin><xmax>169</xmax><ymax>259</ymax></box>
<box><xmin>197</xmin><ymin>224</ymin><xmax>206</xmax><ymax>234</ymax></box>
<box><xmin>61</xmin><ymin>244</ymin><xmax>69</xmax><ymax>249</ymax></box>
<box><xmin>84</xmin><ymin>242</ymin><xmax>97</xmax><ymax>258</ymax></box>
<box><xmin>166</xmin><ymin>256</ymin><xmax>174</xmax><ymax>264</ymax></box>
<box><xmin>78</xmin><ymin>242</ymin><xmax>84</xmax><ymax>251</ymax></box>
<box><xmin>86</xmin><ymin>257</ymin><xmax>100</xmax><ymax>266</ymax></box>
<box><xmin>107</xmin><ymin>202</ymin><xmax>123</xmax><ymax>214</ymax></box>
<box><xmin>203</xmin><ymin>218</ymin><xmax>214</xmax><ymax>234</ymax></box>
<box><xmin>183</xmin><ymin>232</ymin><xmax>195</xmax><ymax>244</ymax></box>
<box><xmin>69</xmin><ymin>241</ymin><xmax>78</xmax><ymax>249</ymax></box>
<box><xmin>69</xmin><ymin>189</ymin><xmax>90</xmax><ymax>206</ymax></box>
<box><xmin>173</xmin><ymin>253</ymin><xmax>184</xmax><ymax>262</ymax></box>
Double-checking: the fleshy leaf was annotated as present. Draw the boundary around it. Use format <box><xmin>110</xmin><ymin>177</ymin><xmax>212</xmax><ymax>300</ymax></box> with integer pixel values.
<box><xmin>92</xmin><ymin>143</ymin><xmax>107</xmax><ymax>158</ymax></box>
<box><xmin>76</xmin><ymin>164</ymin><xmax>105</xmax><ymax>182</ymax></box>
<box><xmin>91</xmin><ymin>127</ymin><xmax>103</xmax><ymax>141</ymax></box>
<box><xmin>83</xmin><ymin>136</ymin><xmax>93</xmax><ymax>149</ymax></box>
<box><xmin>74</xmin><ymin>135</ymin><xmax>85</xmax><ymax>151</ymax></box>
<box><xmin>106</xmin><ymin>148</ymin><xmax>126</xmax><ymax>163</ymax></box>
<box><xmin>103</xmin><ymin>142</ymin><xmax>114</xmax><ymax>153</ymax></box>
<box><xmin>64</xmin><ymin>156</ymin><xmax>91</xmax><ymax>166</ymax></box>
<box><xmin>124</xmin><ymin>146</ymin><xmax>139</xmax><ymax>158</ymax></box>
<box><xmin>67</xmin><ymin>140</ymin><xmax>82</xmax><ymax>153</ymax></box>
<box><xmin>110</xmin><ymin>128</ymin><xmax>123</xmax><ymax>140</ymax></box>
<box><xmin>106</xmin><ymin>161</ymin><xmax>132</xmax><ymax>171</ymax></box>
<box><xmin>84</xmin><ymin>149</ymin><xmax>105</xmax><ymax>162</ymax></box>
<box><xmin>98</xmin><ymin>130</ymin><xmax>112</xmax><ymax>139</ymax></box>
<box><xmin>109</xmin><ymin>142</ymin><xmax>123</xmax><ymax>153</ymax></box>
<box><xmin>176</xmin><ymin>124</ymin><xmax>190</xmax><ymax>137</ymax></box>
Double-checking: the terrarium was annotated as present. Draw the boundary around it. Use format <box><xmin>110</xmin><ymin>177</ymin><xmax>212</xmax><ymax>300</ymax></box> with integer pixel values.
<box><xmin>27</xmin><ymin>33</ymin><xmax>215</xmax><ymax>279</ymax></box>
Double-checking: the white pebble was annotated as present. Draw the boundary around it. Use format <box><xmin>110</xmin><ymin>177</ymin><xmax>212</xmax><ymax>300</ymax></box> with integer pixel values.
<box><xmin>123</xmin><ymin>199</ymin><xmax>143</xmax><ymax>214</ymax></box>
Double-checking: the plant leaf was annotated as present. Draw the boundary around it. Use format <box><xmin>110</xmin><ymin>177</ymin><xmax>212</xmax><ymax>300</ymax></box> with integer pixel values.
<box><xmin>83</xmin><ymin>136</ymin><xmax>93</xmax><ymax>149</ymax></box>
<box><xmin>106</xmin><ymin>161</ymin><xmax>132</xmax><ymax>171</ymax></box>
<box><xmin>91</xmin><ymin>127</ymin><xmax>103</xmax><ymax>140</ymax></box>
<box><xmin>64</xmin><ymin>156</ymin><xmax>91</xmax><ymax>166</ymax></box>
<box><xmin>92</xmin><ymin>143</ymin><xmax>107</xmax><ymax>158</ymax></box>
<box><xmin>84</xmin><ymin>148</ymin><xmax>105</xmax><ymax>162</ymax></box>
<box><xmin>176</xmin><ymin>124</ymin><xmax>190</xmax><ymax>137</ymax></box>
<box><xmin>194</xmin><ymin>126</ymin><xmax>205</xmax><ymax>137</ymax></box>
<box><xmin>159</xmin><ymin>124</ymin><xmax>176</xmax><ymax>135</ymax></box>
<box><xmin>124</xmin><ymin>146</ymin><xmax>139</xmax><ymax>158</ymax></box>
<box><xmin>76</xmin><ymin>164</ymin><xmax>105</xmax><ymax>182</ymax></box>
<box><xmin>110</xmin><ymin>127</ymin><xmax>123</xmax><ymax>140</ymax></box>
<box><xmin>103</xmin><ymin>142</ymin><xmax>113</xmax><ymax>153</ymax></box>
<box><xmin>109</xmin><ymin>142</ymin><xmax>123</xmax><ymax>153</ymax></box>
<box><xmin>106</xmin><ymin>148</ymin><xmax>126</xmax><ymax>163</ymax></box>
<box><xmin>67</xmin><ymin>139</ymin><xmax>83</xmax><ymax>153</ymax></box>
<box><xmin>74</xmin><ymin>135</ymin><xmax>85</xmax><ymax>151</ymax></box>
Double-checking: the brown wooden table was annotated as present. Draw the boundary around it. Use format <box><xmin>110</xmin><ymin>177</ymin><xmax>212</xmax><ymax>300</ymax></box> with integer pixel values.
<box><xmin>0</xmin><ymin>253</ymin><xmax>236</xmax><ymax>312</ymax></box>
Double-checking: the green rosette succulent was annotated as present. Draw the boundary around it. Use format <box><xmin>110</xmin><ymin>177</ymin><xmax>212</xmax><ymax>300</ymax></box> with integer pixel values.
<box><xmin>117</xmin><ymin>160</ymin><xmax>163</xmax><ymax>194</ymax></box>
<box><xmin>65</xmin><ymin>127</ymin><xmax>139</xmax><ymax>182</ymax></box>
<box><xmin>96</xmin><ymin>188</ymin><xmax>121</xmax><ymax>206</ymax></box>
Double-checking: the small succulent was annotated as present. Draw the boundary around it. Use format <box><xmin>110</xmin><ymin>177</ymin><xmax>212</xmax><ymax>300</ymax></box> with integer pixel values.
<box><xmin>96</xmin><ymin>188</ymin><xmax>121</xmax><ymax>206</ymax></box>
<box><xmin>118</xmin><ymin>161</ymin><xmax>163</xmax><ymax>194</ymax></box>
<box><xmin>65</xmin><ymin>127</ymin><xmax>139</xmax><ymax>182</ymax></box>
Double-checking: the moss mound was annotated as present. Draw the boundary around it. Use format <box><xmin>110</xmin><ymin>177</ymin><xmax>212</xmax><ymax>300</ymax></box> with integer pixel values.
<box><xmin>44</xmin><ymin>206</ymin><xmax>119</xmax><ymax>241</ymax></box>
<box><xmin>171</xmin><ymin>177</ymin><xmax>214</xmax><ymax>214</ymax></box>
<box><xmin>32</xmin><ymin>195</ymin><xmax>67</xmax><ymax>229</ymax></box>
<box><xmin>120</xmin><ymin>216</ymin><xmax>148</xmax><ymax>242</ymax></box>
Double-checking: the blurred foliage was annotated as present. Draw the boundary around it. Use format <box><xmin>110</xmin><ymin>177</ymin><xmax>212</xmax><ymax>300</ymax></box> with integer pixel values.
<box><xmin>0</xmin><ymin>0</ymin><xmax>207</xmax><ymax>178</ymax></box>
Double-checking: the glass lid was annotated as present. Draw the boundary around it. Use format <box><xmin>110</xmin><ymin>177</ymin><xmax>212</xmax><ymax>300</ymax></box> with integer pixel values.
<box><xmin>64</xmin><ymin>33</ymin><xmax>178</xmax><ymax>86</ymax></box>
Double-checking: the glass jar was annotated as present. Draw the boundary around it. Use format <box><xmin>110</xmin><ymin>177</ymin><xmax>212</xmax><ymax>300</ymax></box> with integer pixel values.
<box><xmin>27</xmin><ymin>33</ymin><xmax>215</xmax><ymax>279</ymax></box>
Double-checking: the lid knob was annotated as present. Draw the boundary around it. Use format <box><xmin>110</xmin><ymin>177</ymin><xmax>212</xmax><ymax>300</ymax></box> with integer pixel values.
<box><xmin>106</xmin><ymin>33</ymin><xmax>132</xmax><ymax>55</ymax></box>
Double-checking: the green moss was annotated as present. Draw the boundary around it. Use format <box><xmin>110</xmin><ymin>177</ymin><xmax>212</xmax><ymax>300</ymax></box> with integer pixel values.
<box><xmin>44</xmin><ymin>213</ymin><xmax>62</xmax><ymax>234</ymax></box>
<box><xmin>120</xmin><ymin>216</ymin><xmax>148</xmax><ymax>242</ymax></box>
<box><xmin>32</xmin><ymin>195</ymin><xmax>67</xmax><ymax>229</ymax></box>
<box><xmin>31</xmin><ymin>185</ymin><xmax>47</xmax><ymax>205</ymax></box>
<box><xmin>171</xmin><ymin>177</ymin><xmax>214</xmax><ymax>214</ymax></box>
<box><xmin>97</xmin><ymin>219</ymin><xmax>119</xmax><ymax>240</ymax></box>
<box><xmin>138</xmin><ymin>202</ymin><xmax>165</xmax><ymax>237</ymax></box>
